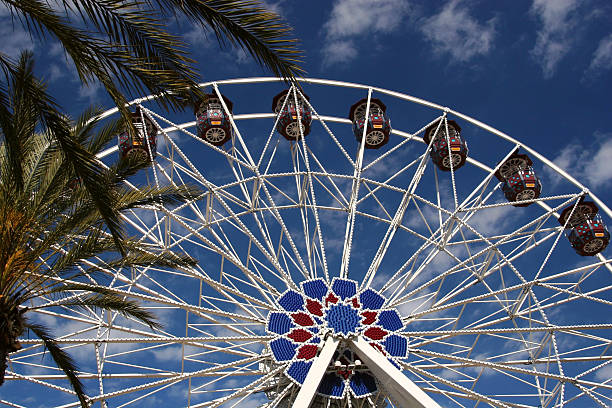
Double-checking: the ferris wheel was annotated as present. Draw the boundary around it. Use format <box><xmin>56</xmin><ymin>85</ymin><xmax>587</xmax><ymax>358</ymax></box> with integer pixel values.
<box><xmin>4</xmin><ymin>78</ymin><xmax>612</xmax><ymax>408</ymax></box>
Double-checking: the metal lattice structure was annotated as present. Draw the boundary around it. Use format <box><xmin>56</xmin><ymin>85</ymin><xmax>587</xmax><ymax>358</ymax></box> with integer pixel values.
<box><xmin>4</xmin><ymin>78</ymin><xmax>612</xmax><ymax>408</ymax></box>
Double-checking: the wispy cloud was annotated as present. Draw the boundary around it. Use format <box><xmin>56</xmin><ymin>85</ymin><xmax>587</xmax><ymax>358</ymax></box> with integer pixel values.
<box><xmin>544</xmin><ymin>133</ymin><xmax>612</xmax><ymax>189</ymax></box>
<box><xmin>419</xmin><ymin>0</ymin><xmax>497</xmax><ymax>63</ymax></box>
<box><xmin>321</xmin><ymin>0</ymin><xmax>411</xmax><ymax>66</ymax></box>
<box><xmin>0</xmin><ymin>9</ymin><xmax>35</xmax><ymax>57</ymax></box>
<box><xmin>183</xmin><ymin>22</ymin><xmax>252</xmax><ymax>69</ymax></box>
<box><xmin>530</xmin><ymin>0</ymin><xmax>580</xmax><ymax>79</ymax></box>
<box><xmin>259</xmin><ymin>0</ymin><xmax>286</xmax><ymax>15</ymax></box>
<box><xmin>585</xmin><ymin>33</ymin><xmax>612</xmax><ymax>78</ymax></box>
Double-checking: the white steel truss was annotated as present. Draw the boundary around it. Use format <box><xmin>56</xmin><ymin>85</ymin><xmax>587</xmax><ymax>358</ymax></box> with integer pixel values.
<box><xmin>5</xmin><ymin>78</ymin><xmax>612</xmax><ymax>408</ymax></box>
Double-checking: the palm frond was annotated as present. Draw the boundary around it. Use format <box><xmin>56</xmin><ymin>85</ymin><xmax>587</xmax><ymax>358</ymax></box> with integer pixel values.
<box><xmin>114</xmin><ymin>183</ymin><xmax>202</xmax><ymax>210</ymax></box>
<box><xmin>24</xmin><ymin>322</ymin><xmax>89</xmax><ymax>408</ymax></box>
<box><xmin>93</xmin><ymin>249</ymin><xmax>197</xmax><ymax>272</ymax></box>
<box><xmin>1</xmin><ymin>0</ymin><xmax>304</xmax><ymax>115</ymax></box>
<box><xmin>0</xmin><ymin>52</ymin><xmax>34</xmax><ymax>191</ymax></box>
<box><xmin>3</xmin><ymin>0</ymin><xmax>197</xmax><ymax>111</ymax></box>
<box><xmin>0</xmin><ymin>50</ymin><xmax>126</xmax><ymax>253</ymax></box>
<box><xmin>157</xmin><ymin>0</ymin><xmax>304</xmax><ymax>79</ymax></box>
<box><xmin>86</xmin><ymin>114</ymin><xmax>123</xmax><ymax>156</ymax></box>
<box><xmin>31</xmin><ymin>284</ymin><xmax>162</xmax><ymax>330</ymax></box>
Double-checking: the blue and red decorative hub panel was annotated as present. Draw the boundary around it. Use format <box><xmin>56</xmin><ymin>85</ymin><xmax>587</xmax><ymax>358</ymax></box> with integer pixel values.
<box><xmin>265</xmin><ymin>278</ymin><xmax>408</xmax><ymax>399</ymax></box>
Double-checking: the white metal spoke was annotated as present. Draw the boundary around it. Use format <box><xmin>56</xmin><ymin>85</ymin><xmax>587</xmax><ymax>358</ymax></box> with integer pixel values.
<box><xmin>9</xmin><ymin>77</ymin><xmax>611</xmax><ymax>408</ymax></box>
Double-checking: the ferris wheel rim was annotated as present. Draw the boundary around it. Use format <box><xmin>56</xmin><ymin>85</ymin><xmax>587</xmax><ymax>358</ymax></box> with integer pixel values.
<box><xmin>7</xmin><ymin>77</ymin><xmax>612</xmax><ymax>408</ymax></box>
<box><xmin>95</xmin><ymin>76</ymin><xmax>612</xmax><ymax>221</ymax></box>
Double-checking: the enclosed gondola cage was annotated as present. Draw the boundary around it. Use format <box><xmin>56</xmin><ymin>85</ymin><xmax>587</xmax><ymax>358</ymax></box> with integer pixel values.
<box><xmin>118</xmin><ymin>109</ymin><xmax>157</xmax><ymax>161</ymax></box>
<box><xmin>272</xmin><ymin>90</ymin><xmax>313</xmax><ymax>141</ymax></box>
<box><xmin>423</xmin><ymin>119</ymin><xmax>468</xmax><ymax>171</ymax></box>
<box><xmin>195</xmin><ymin>94</ymin><xmax>234</xmax><ymax>146</ymax></box>
<box><xmin>348</xmin><ymin>98</ymin><xmax>391</xmax><ymax>149</ymax></box>
<box><xmin>558</xmin><ymin>200</ymin><xmax>610</xmax><ymax>256</ymax></box>
<box><xmin>494</xmin><ymin>152</ymin><xmax>542</xmax><ymax>207</ymax></box>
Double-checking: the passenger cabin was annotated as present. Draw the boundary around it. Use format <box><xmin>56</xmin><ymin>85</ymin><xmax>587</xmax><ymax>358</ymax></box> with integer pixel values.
<box><xmin>423</xmin><ymin>119</ymin><xmax>468</xmax><ymax>171</ymax></box>
<box><xmin>118</xmin><ymin>109</ymin><xmax>157</xmax><ymax>161</ymax></box>
<box><xmin>195</xmin><ymin>94</ymin><xmax>234</xmax><ymax>146</ymax></box>
<box><xmin>494</xmin><ymin>152</ymin><xmax>542</xmax><ymax>207</ymax></box>
<box><xmin>272</xmin><ymin>90</ymin><xmax>313</xmax><ymax>141</ymax></box>
<box><xmin>558</xmin><ymin>200</ymin><xmax>610</xmax><ymax>256</ymax></box>
<box><xmin>348</xmin><ymin>98</ymin><xmax>391</xmax><ymax>149</ymax></box>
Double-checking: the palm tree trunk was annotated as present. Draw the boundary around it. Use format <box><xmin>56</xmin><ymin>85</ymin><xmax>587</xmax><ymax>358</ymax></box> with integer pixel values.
<box><xmin>0</xmin><ymin>347</ymin><xmax>8</xmax><ymax>385</ymax></box>
<box><xmin>0</xmin><ymin>301</ymin><xmax>24</xmax><ymax>386</ymax></box>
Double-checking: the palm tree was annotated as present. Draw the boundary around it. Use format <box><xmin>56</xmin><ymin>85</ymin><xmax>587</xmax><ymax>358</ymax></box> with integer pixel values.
<box><xmin>0</xmin><ymin>52</ymin><xmax>201</xmax><ymax>407</ymax></box>
<box><xmin>1</xmin><ymin>0</ymin><xmax>303</xmax><ymax>109</ymax></box>
<box><xmin>0</xmin><ymin>0</ymin><xmax>304</xmax><ymax>252</ymax></box>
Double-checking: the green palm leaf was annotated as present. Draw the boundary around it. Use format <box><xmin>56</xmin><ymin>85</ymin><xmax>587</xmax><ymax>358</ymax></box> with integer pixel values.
<box><xmin>23</xmin><ymin>322</ymin><xmax>89</xmax><ymax>408</ymax></box>
<box><xmin>1</xmin><ymin>53</ymin><xmax>203</xmax><ymax>401</ymax></box>
<box><xmin>1</xmin><ymin>0</ymin><xmax>304</xmax><ymax>112</ymax></box>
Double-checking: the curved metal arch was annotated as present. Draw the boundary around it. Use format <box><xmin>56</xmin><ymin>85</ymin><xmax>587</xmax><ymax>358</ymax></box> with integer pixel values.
<box><xmin>15</xmin><ymin>77</ymin><xmax>607</xmax><ymax>408</ymax></box>
<box><xmin>95</xmin><ymin>76</ymin><xmax>611</xmax><ymax>221</ymax></box>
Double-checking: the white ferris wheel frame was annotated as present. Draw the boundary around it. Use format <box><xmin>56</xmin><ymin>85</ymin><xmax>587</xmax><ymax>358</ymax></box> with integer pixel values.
<box><xmin>5</xmin><ymin>77</ymin><xmax>612</xmax><ymax>408</ymax></box>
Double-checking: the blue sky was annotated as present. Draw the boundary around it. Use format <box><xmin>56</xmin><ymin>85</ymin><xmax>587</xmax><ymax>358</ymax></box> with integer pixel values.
<box><xmin>3</xmin><ymin>0</ymin><xmax>612</xmax><ymax>200</ymax></box>
<box><xmin>2</xmin><ymin>1</ymin><xmax>612</xmax><ymax>407</ymax></box>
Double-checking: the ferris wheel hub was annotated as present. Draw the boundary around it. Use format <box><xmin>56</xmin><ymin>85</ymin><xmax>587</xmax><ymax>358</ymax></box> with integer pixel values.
<box><xmin>266</xmin><ymin>278</ymin><xmax>408</xmax><ymax>400</ymax></box>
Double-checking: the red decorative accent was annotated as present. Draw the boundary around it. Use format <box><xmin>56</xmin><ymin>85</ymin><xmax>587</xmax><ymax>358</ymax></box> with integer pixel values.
<box><xmin>291</xmin><ymin>312</ymin><xmax>315</xmax><ymax>326</ymax></box>
<box><xmin>325</xmin><ymin>293</ymin><xmax>339</xmax><ymax>306</ymax></box>
<box><xmin>296</xmin><ymin>344</ymin><xmax>318</xmax><ymax>360</ymax></box>
<box><xmin>287</xmin><ymin>329</ymin><xmax>313</xmax><ymax>343</ymax></box>
<box><xmin>361</xmin><ymin>311</ymin><xmax>377</xmax><ymax>325</ymax></box>
<box><xmin>351</xmin><ymin>298</ymin><xmax>360</xmax><ymax>309</ymax></box>
<box><xmin>306</xmin><ymin>299</ymin><xmax>323</xmax><ymax>316</ymax></box>
<box><xmin>337</xmin><ymin>368</ymin><xmax>352</xmax><ymax>380</ymax></box>
<box><xmin>370</xmin><ymin>342</ymin><xmax>386</xmax><ymax>355</ymax></box>
<box><xmin>364</xmin><ymin>327</ymin><xmax>388</xmax><ymax>340</ymax></box>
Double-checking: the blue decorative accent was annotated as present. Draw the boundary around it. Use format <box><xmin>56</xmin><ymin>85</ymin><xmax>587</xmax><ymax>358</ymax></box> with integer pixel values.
<box><xmin>360</xmin><ymin>288</ymin><xmax>385</xmax><ymax>310</ymax></box>
<box><xmin>332</xmin><ymin>279</ymin><xmax>357</xmax><ymax>300</ymax></box>
<box><xmin>382</xmin><ymin>334</ymin><xmax>408</xmax><ymax>357</ymax></box>
<box><xmin>270</xmin><ymin>338</ymin><xmax>297</xmax><ymax>362</ymax></box>
<box><xmin>302</xmin><ymin>279</ymin><xmax>328</xmax><ymax>300</ymax></box>
<box><xmin>350</xmin><ymin>372</ymin><xmax>377</xmax><ymax>397</ymax></box>
<box><xmin>266</xmin><ymin>277</ymin><xmax>409</xmax><ymax>400</ymax></box>
<box><xmin>378</xmin><ymin>310</ymin><xmax>403</xmax><ymax>331</ymax></box>
<box><xmin>278</xmin><ymin>290</ymin><xmax>304</xmax><ymax>312</ymax></box>
<box><xmin>326</xmin><ymin>303</ymin><xmax>360</xmax><ymax>336</ymax></box>
<box><xmin>318</xmin><ymin>373</ymin><xmax>345</xmax><ymax>398</ymax></box>
<box><xmin>267</xmin><ymin>312</ymin><xmax>293</xmax><ymax>335</ymax></box>
<box><xmin>287</xmin><ymin>361</ymin><xmax>312</xmax><ymax>384</ymax></box>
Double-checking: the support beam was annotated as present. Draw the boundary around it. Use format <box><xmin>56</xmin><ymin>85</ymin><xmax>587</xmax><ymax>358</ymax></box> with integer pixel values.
<box><xmin>350</xmin><ymin>336</ymin><xmax>441</xmax><ymax>408</ymax></box>
<box><xmin>293</xmin><ymin>336</ymin><xmax>339</xmax><ymax>408</ymax></box>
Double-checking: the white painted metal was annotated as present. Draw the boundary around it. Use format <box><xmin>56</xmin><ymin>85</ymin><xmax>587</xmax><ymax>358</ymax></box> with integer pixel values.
<box><xmin>350</xmin><ymin>337</ymin><xmax>441</xmax><ymax>408</ymax></box>
<box><xmin>93</xmin><ymin>76</ymin><xmax>611</xmax><ymax>220</ymax></box>
<box><xmin>7</xmin><ymin>77</ymin><xmax>611</xmax><ymax>408</ymax></box>
<box><xmin>293</xmin><ymin>336</ymin><xmax>340</xmax><ymax>408</ymax></box>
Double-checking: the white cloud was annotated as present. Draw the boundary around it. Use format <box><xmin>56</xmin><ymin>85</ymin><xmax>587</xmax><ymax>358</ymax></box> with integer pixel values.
<box><xmin>151</xmin><ymin>345</ymin><xmax>182</xmax><ymax>362</ymax></box>
<box><xmin>544</xmin><ymin>135</ymin><xmax>612</xmax><ymax>189</ymax></box>
<box><xmin>321</xmin><ymin>0</ymin><xmax>411</xmax><ymax>66</ymax></box>
<box><xmin>468</xmin><ymin>205</ymin><xmax>514</xmax><ymax>236</ymax></box>
<box><xmin>184</xmin><ymin>24</ymin><xmax>215</xmax><ymax>49</ymax></box>
<box><xmin>420</xmin><ymin>0</ymin><xmax>496</xmax><ymax>63</ymax></box>
<box><xmin>183</xmin><ymin>23</ymin><xmax>252</xmax><ymax>69</ymax></box>
<box><xmin>259</xmin><ymin>0</ymin><xmax>286</xmax><ymax>15</ymax></box>
<box><xmin>585</xmin><ymin>33</ymin><xmax>612</xmax><ymax>77</ymax></box>
<box><xmin>530</xmin><ymin>0</ymin><xmax>580</xmax><ymax>79</ymax></box>
<box><xmin>595</xmin><ymin>363</ymin><xmax>612</xmax><ymax>382</ymax></box>
<box><xmin>0</xmin><ymin>19</ymin><xmax>34</xmax><ymax>57</ymax></box>
<box><xmin>322</xmin><ymin>40</ymin><xmax>359</xmax><ymax>66</ymax></box>
<box><xmin>46</xmin><ymin>64</ymin><xmax>64</xmax><ymax>82</ymax></box>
